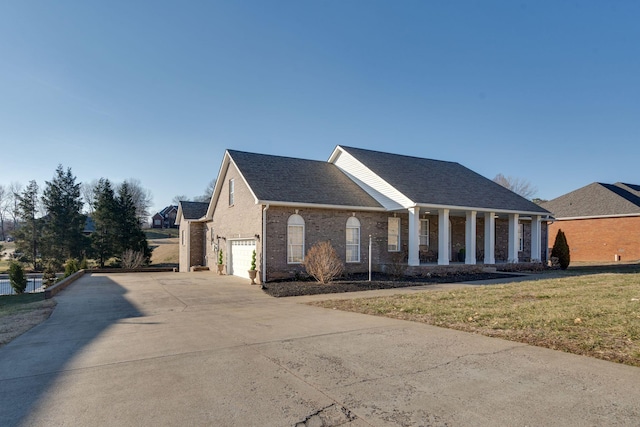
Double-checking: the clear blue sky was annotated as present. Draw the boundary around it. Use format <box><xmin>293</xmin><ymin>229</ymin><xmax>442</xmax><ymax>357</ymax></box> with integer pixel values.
<box><xmin>2</xmin><ymin>1</ymin><xmax>639</xmax><ymax>218</ymax></box>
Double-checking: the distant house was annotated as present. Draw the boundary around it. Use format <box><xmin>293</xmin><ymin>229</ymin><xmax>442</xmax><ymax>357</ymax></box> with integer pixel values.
<box><xmin>541</xmin><ymin>182</ymin><xmax>640</xmax><ymax>262</ymax></box>
<box><xmin>151</xmin><ymin>205</ymin><xmax>178</xmax><ymax>229</ymax></box>
<box><xmin>178</xmin><ymin>146</ymin><xmax>552</xmax><ymax>281</ymax></box>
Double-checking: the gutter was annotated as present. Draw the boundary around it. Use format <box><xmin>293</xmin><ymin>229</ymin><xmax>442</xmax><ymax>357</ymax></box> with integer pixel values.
<box><xmin>262</xmin><ymin>204</ymin><xmax>269</xmax><ymax>284</ymax></box>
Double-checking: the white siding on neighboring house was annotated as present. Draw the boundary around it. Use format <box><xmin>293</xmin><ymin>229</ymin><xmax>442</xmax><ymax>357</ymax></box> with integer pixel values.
<box><xmin>332</xmin><ymin>150</ymin><xmax>413</xmax><ymax>210</ymax></box>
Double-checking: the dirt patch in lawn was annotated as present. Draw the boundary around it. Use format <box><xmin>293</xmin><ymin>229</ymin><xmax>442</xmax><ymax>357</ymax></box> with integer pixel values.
<box><xmin>262</xmin><ymin>271</ymin><xmax>519</xmax><ymax>297</ymax></box>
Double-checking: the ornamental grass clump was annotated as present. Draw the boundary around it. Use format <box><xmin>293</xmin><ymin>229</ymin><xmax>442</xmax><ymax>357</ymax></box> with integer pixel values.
<box><xmin>303</xmin><ymin>241</ymin><xmax>344</xmax><ymax>284</ymax></box>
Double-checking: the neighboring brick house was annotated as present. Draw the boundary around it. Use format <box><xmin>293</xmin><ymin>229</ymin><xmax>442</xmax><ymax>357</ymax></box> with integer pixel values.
<box><xmin>151</xmin><ymin>205</ymin><xmax>179</xmax><ymax>229</ymax></box>
<box><xmin>179</xmin><ymin>146</ymin><xmax>552</xmax><ymax>281</ymax></box>
<box><xmin>176</xmin><ymin>201</ymin><xmax>209</xmax><ymax>272</ymax></box>
<box><xmin>541</xmin><ymin>182</ymin><xmax>640</xmax><ymax>262</ymax></box>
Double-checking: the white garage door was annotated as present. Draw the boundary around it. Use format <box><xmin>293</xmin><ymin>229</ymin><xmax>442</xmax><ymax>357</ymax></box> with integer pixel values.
<box><xmin>230</xmin><ymin>240</ymin><xmax>256</xmax><ymax>279</ymax></box>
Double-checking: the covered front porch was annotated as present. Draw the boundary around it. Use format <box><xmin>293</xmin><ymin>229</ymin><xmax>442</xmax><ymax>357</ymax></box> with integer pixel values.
<box><xmin>403</xmin><ymin>207</ymin><xmax>548</xmax><ymax>267</ymax></box>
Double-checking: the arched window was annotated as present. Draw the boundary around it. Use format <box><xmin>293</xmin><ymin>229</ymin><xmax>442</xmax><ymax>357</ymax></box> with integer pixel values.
<box><xmin>287</xmin><ymin>214</ymin><xmax>305</xmax><ymax>264</ymax></box>
<box><xmin>346</xmin><ymin>216</ymin><xmax>361</xmax><ymax>263</ymax></box>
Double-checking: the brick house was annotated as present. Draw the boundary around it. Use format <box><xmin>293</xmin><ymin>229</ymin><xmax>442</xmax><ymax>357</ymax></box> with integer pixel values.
<box><xmin>541</xmin><ymin>182</ymin><xmax>640</xmax><ymax>262</ymax></box>
<box><xmin>151</xmin><ymin>205</ymin><xmax>178</xmax><ymax>229</ymax></box>
<box><xmin>178</xmin><ymin>146</ymin><xmax>552</xmax><ymax>281</ymax></box>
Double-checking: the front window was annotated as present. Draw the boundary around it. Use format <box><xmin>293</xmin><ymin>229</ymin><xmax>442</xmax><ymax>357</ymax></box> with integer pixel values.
<box><xmin>228</xmin><ymin>179</ymin><xmax>235</xmax><ymax>206</ymax></box>
<box><xmin>287</xmin><ymin>214</ymin><xmax>305</xmax><ymax>263</ymax></box>
<box><xmin>388</xmin><ymin>217</ymin><xmax>400</xmax><ymax>252</ymax></box>
<box><xmin>346</xmin><ymin>216</ymin><xmax>361</xmax><ymax>262</ymax></box>
<box><xmin>519</xmin><ymin>223</ymin><xmax>524</xmax><ymax>251</ymax></box>
<box><xmin>420</xmin><ymin>219</ymin><xmax>429</xmax><ymax>246</ymax></box>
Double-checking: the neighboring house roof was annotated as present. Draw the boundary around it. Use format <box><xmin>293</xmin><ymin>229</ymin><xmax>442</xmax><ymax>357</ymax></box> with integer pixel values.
<box><xmin>227</xmin><ymin>150</ymin><xmax>383</xmax><ymax>209</ymax></box>
<box><xmin>332</xmin><ymin>146</ymin><xmax>549</xmax><ymax>214</ymax></box>
<box><xmin>176</xmin><ymin>201</ymin><xmax>209</xmax><ymax>225</ymax></box>
<box><xmin>541</xmin><ymin>182</ymin><xmax>640</xmax><ymax>219</ymax></box>
<box><xmin>83</xmin><ymin>216</ymin><xmax>96</xmax><ymax>234</ymax></box>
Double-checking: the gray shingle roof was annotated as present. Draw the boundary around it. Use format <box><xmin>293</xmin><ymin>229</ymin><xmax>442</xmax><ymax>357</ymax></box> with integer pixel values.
<box><xmin>179</xmin><ymin>201</ymin><xmax>209</xmax><ymax>219</ymax></box>
<box><xmin>541</xmin><ymin>182</ymin><xmax>640</xmax><ymax>218</ymax></box>
<box><xmin>340</xmin><ymin>146</ymin><xmax>549</xmax><ymax>213</ymax></box>
<box><xmin>228</xmin><ymin>150</ymin><xmax>383</xmax><ymax>208</ymax></box>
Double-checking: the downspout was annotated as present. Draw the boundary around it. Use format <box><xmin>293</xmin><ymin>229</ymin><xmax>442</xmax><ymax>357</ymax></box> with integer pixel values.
<box><xmin>262</xmin><ymin>204</ymin><xmax>270</xmax><ymax>284</ymax></box>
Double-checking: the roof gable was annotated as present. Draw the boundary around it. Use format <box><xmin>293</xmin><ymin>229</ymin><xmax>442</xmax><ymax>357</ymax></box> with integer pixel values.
<box><xmin>542</xmin><ymin>182</ymin><xmax>640</xmax><ymax>218</ymax></box>
<box><xmin>334</xmin><ymin>146</ymin><xmax>549</xmax><ymax>214</ymax></box>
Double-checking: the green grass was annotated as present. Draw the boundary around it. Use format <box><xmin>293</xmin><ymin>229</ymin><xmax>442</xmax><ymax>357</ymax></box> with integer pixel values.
<box><xmin>0</xmin><ymin>293</ymin><xmax>47</xmax><ymax>316</ymax></box>
<box><xmin>311</xmin><ymin>267</ymin><xmax>640</xmax><ymax>367</ymax></box>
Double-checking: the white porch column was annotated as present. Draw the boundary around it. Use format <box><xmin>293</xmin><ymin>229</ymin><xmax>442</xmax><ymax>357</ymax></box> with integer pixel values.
<box><xmin>408</xmin><ymin>207</ymin><xmax>420</xmax><ymax>266</ymax></box>
<box><xmin>508</xmin><ymin>213</ymin><xmax>520</xmax><ymax>263</ymax></box>
<box><xmin>465</xmin><ymin>211</ymin><xmax>477</xmax><ymax>265</ymax></box>
<box><xmin>531</xmin><ymin>215</ymin><xmax>541</xmax><ymax>262</ymax></box>
<box><xmin>438</xmin><ymin>209</ymin><xmax>450</xmax><ymax>265</ymax></box>
<box><xmin>484</xmin><ymin>212</ymin><xmax>495</xmax><ymax>264</ymax></box>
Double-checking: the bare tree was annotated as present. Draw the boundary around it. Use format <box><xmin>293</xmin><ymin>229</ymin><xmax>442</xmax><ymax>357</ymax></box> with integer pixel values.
<box><xmin>123</xmin><ymin>178</ymin><xmax>153</xmax><ymax>223</ymax></box>
<box><xmin>493</xmin><ymin>174</ymin><xmax>538</xmax><ymax>200</ymax></box>
<box><xmin>303</xmin><ymin>241</ymin><xmax>344</xmax><ymax>284</ymax></box>
<box><xmin>0</xmin><ymin>185</ymin><xmax>7</xmax><ymax>241</ymax></box>
<box><xmin>172</xmin><ymin>195</ymin><xmax>189</xmax><ymax>205</ymax></box>
<box><xmin>81</xmin><ymin>179</ymin><xmax>99</xmax><ymax>215</ymax></box>
<box><xmin>8</xmin><ymin>182</ymin><xmax>23</xmax><ymax>229</ymax></box>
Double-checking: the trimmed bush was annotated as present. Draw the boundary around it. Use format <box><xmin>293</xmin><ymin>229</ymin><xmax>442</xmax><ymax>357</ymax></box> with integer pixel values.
<box><xmin>551</xmin><ymin>229</ymin><xmax>570</xmax><ymax>270</ymax></box>
<box><xmin>9</xmin><ymin>261</ymin><xmax>27</xmax><ymax>294</ymax></box>
<box><xmin>42</xmin><ymin>262</ymin><xmax>59</xmax><ymax>288</ymax></box>
<box><xmin>250</xmin><ymin>250</ymin><xmax>256</xmax><ymax>271</ymax></box>
<box><xmin>303</xmin><ymin>241</ymin><xmax>344</xmax><ymax>284</ymax></box>
<box><xmin>64</xmin><ymin>258</ymin><xmax>80</xmax><ymax>277</ymax></box>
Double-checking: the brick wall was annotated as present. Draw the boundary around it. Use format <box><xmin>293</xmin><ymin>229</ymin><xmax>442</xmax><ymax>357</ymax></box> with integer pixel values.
<box><xmin>189</xmin><ymin>222</ymin><xmax>206</xmax><ymax>268</ymax></box>
<box><xmin>549</xmin><ymin>216</ymin><xmax>640</xmax><ymax>262</ymax></box>
<box><xmin>207</xmin><ymin>162</ymin><xmax>262</xmax><ymax>273</ymax></box>
<box><xmin>263</xmin><ymin>208</ymin><xmax>549</xmax><ymax>281</ymax></box>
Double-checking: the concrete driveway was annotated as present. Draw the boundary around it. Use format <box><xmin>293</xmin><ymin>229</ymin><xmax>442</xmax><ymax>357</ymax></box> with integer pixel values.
<box><xmin>1</xmin><ymin>272</ymin><xmax>639</xmax><ymax>426</ymax></box>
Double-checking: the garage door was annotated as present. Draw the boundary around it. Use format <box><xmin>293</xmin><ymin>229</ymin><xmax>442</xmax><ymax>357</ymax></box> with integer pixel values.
<box><xmin>230</xmin><ymin>240</ymin><xmax>256</xmax><ymax>279</ymax></box>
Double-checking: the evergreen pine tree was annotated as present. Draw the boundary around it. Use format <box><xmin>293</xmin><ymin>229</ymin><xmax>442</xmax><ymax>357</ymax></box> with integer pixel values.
<box><xmin>91</xmin><ymin>179</ymin><xmax>119</xmax><ymax>267</ymax></box>
<box><xmin>14</xmin><ymin>180</ymin><xmax>41</xmax><ymax>270</ymax></box>
<box><xmin>116</xmin><ymin>182</ymin><xmax>151</xmax><ymax>264</ymax></box>
<box><xmin>551</xmin><ymin>229</ymin><xmax>570</xmax><ymax>270</ymax></box>
<box><xmin>41</xmin><ymin>165</ymin><xmax>87</xmax><ymax>265</ymax></box>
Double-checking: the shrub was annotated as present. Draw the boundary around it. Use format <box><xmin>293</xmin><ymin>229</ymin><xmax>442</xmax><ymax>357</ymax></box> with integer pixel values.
<box><xmin>250</xmin><ymin>250</ymin><xmax>256</xmax><ymax>271</ymax></box>
<box><xmin>551</xmin><ymin>229</ymin><xmax>570</xmax><ymax>270</ymax></box>
<box><xmin>42</xmin><ymin>262</ymin><xmax>58</xmax><ymax>288</ymax></box>
<box><xmin>303</xmin><ymin>241</ymin><xmax>344</xmax><ymax>284</ymax></box>
<box><xmin>64</xmin><ymin>258</ymin><xmax>80</xmax><ymax>277</ymax></box>
<box><xmin>9</xmin><ymin>261</ymin><xmax>27</xmax><ymax>294</ymax></box>
<box><xmin>218</xmin><ymin>250</ymin><xmax>223</xmax><ymax>265</ymax></box>
<box><xmin>121</xmin><ymin>249</ymin><xmax>145</xmax><ymax>269</ymax></box>
<box><xmin>79</xmin><ymin>257</ymin><xmax>89</xmax><ymax>270</ymax></box>
<box><xmin>387</xmin><ymin>251</ymin><xmax>407</xmax><ymax>279</ymax></box>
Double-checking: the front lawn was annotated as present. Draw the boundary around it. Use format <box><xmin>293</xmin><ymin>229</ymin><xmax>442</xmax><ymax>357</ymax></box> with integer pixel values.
<box><xmin>310</xmin><ymin>267</ymin><xmax>640</xmax><ymax>367</ymax></box>
<box><xmin>0</xmin><ymin>293</ymin><xmax>57</xmax><ymax>346</ymax></box>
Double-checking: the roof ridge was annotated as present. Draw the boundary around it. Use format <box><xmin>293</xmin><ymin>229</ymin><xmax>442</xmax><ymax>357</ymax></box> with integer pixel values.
<box><xmin>339</xmin><ymin>145</ymin><xmax>457</xmax><ymax>165</ymax></box>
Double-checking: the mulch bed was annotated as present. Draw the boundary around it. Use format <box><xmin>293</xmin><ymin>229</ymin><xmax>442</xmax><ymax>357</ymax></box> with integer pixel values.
<box><xmin>261</xmin><ymin>272</ymin><xmax>519</xmax><ymax>297</ymax></box>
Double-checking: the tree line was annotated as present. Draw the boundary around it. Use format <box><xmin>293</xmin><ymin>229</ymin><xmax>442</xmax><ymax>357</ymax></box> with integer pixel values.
<box><xmin>2</xmin><ymin>165</ymin><xmax>152</xmax><ymax>271</ymax></box>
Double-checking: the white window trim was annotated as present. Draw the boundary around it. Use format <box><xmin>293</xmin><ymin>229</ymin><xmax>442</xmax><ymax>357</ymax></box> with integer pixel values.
<box><xmin>420</xmin><ymin>219</ymin><xmax>429</xmax><ymax>246</ymax></box>
<box><xmin>228</xmin><ymin>178</ymin><xmax>235</xmax><ymax>206</ymax></box>
<box><xmin>388</xmin><ymin>217</ymin><xmax>401</xmax><ymax>252</ymax></box>
<box><xmin>346</xmin><ymin>216</ymin><xmax>361</xmax><ymax>263</ymax></box>
<box><xmin>287</xmin><ymin>214</ymin><xmax>305</xmax><ymax>264</ymax></box>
